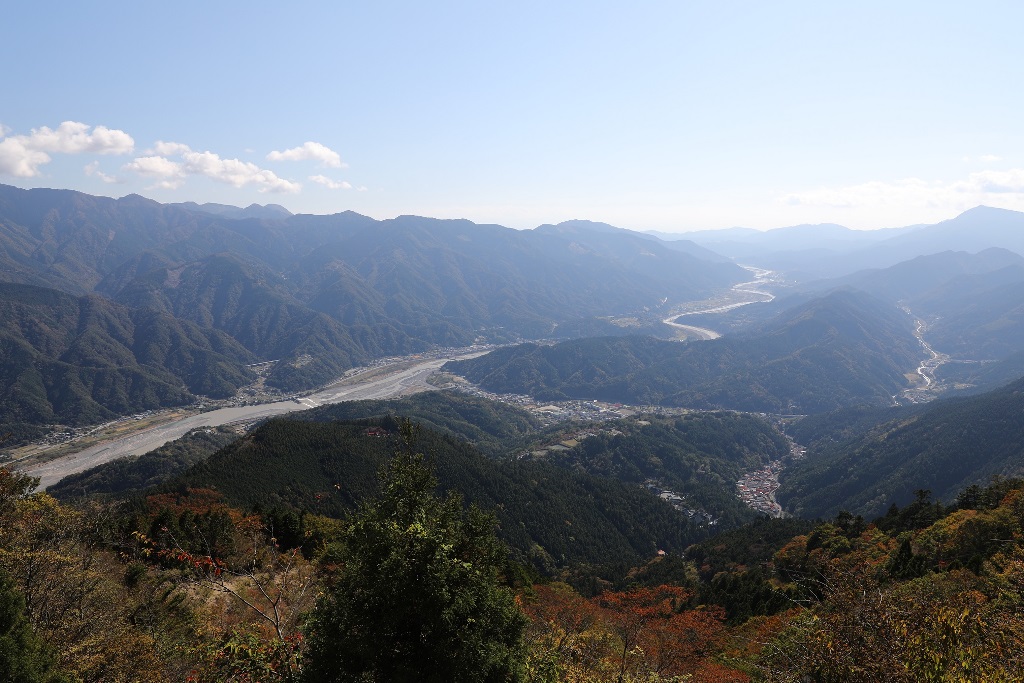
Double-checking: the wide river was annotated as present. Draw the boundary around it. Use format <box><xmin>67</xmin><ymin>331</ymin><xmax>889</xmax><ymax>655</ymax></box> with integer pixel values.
<box><xmin>662</xmin><ymin>266</ymin><xmax>776</xmax><ymax>339</ymax></box>
<box><xmin>21</xmin><ymin>355</ymin><xmax>472</xmax><ymax>490</ymax></box>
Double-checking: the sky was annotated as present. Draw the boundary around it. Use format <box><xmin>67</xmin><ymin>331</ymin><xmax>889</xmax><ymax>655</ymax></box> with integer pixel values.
<box><xmin>3</xmin><ymin>1</ymin><xmax>1024</xmax><ymax>232</ymax></box>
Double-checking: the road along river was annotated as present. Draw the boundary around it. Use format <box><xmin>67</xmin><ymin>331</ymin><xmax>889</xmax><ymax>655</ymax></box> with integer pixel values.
<box><xmin>662</xmin><ymin>266</ymin><xmax>776</xmax><ymax>340</ymax></box>
<box><xmin>20</xmin><ymin>354</ymin><xmax>480</xmax><ymax>490</ymax></box>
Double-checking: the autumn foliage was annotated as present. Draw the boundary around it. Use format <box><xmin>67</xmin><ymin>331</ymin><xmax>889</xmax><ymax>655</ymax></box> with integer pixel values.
<box><xmin>523</xmin><ymin>582</ymin><xmax>746</xmax><ymax>682</ymax></box>
<box><xmin>5</xmin><ymin>466</ymin><xmax>1024</xmax><ymax>682</ymax></box>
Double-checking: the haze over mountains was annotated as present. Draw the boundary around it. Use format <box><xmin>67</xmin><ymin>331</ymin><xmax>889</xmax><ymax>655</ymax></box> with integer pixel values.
<box><xmin>5</xmin><ymin>182</ymin><xmax>1024</xmax><ymax>435</ymax></box>
<box><xmin>0</xmin><ymin>183</ymin><xmax>743</xmax><ymax>421</ymax></box>
<box><xmin>671</xmin><ymin>205</ymin><xmax>1024</xmax><ymax>281</ymax></box>
<box><xmin>8</xmin><ymin>183</ymin><xmax>1024</xmax><ymax>679</ymax></box>
<box><xmin>5</xmin><ymin>182</ymin><xmax>1024</xmax><ymax>521</ymax></box>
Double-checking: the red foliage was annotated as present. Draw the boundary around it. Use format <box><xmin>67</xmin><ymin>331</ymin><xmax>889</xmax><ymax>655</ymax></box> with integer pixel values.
<box><xmin>595</xmin><ymin>585</ymin><xmax>732</xmax><ymax>680</ymax></box>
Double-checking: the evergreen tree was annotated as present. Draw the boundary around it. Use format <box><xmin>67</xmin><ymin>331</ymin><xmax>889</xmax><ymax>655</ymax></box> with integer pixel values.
<box><xmin>0</xmin><ymin>569</ymin><xmax>65</xmax><ymax>683</ymax></box>
<box><xmin>303</xmin><ymin>424</ymin><xmax>527</xmax><ymax>682</ymax></box>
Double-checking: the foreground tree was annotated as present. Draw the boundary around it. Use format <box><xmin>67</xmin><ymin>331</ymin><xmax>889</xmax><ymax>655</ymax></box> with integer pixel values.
<box><xmin>0</xmin><ymin>569</ymin><xmax>65</xmax><ymax>683</ymax></box>
<box><xmin>303</xmin><ymin>425</ymin><xmax>527</xmax><ymax>682</ymax></box>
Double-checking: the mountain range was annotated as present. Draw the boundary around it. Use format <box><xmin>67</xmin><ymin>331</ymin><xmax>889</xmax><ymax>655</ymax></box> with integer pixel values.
<box><xmin>445</xmin><ymin>289</ymin><xmax>920</xmax><ymax>413</ymax></box>
<box><xmin>0</xmin><ymin>183</ymin><xmax>745</xmax><ymax>428</ymax></box>
<box><xmin>675</xmin><ymin>205</ymin><xmax>1024</xmax><ymax>281</ymax></box>
<box><xmin>0</xmin><ymin>282</ymin><xmax>254</xmax><ymax>435</ymax></box>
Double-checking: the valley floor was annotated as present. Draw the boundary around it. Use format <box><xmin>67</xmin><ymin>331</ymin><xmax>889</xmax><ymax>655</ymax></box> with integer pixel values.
<box><xmin>13</xmin><ymin>345</ymin><xmax>491</xmax><ymax>489</ymax></box>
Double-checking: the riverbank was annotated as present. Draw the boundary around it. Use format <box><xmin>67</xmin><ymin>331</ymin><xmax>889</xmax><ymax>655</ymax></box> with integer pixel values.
<box><xmin>662</xmin><ymin>265</ymin><xmax>776</xmax><ymax>340</ymax></box>
<box><xmin>15</xmin><ymin>348</ymin><xmax>489</xmax><ymax>490</ymax></box>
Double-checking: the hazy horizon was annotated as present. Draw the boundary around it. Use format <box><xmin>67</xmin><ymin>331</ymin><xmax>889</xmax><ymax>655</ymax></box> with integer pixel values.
<box><xmin>4</xmin><ymin>2</ymin><xmax>1024</xmax><ymax>232</ymax></box>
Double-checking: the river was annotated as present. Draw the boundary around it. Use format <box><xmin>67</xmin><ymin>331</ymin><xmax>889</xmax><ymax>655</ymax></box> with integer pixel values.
<box><xmin>662</xmin><ymin>266</ymin><xmax>776</xmax><ymax>340</ymax></box>
<box><xmin>20</xmin><ymin>353</ymin><xmax>480</xmax><ymax>490</ymax></box>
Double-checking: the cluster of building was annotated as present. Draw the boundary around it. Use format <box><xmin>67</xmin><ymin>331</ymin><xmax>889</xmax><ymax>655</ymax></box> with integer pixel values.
<box><xmin>644</xmin><ymin>480</ymin><xmax>719</xmax><ymax>526</ymax></box>
<box><xmin>448</xmin><ymin>377</ymin><xmax>690</xmax><ymax>427</ymax></box>
<box><xmin>736</xmin><ymin>461</ymin><xmax>784</xmax><ymax>517</ymax></box>
<box><xmin>519</xmin><ymin>425</ymin><xmax>627</xmax><ymax>460</ymax></box>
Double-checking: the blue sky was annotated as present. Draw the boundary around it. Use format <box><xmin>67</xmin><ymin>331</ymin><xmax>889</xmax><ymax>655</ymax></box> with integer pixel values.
<box><xmin>2</xmin><ymin>1</ymin><xmax>1023</xmax><ymax>231</ymax></box>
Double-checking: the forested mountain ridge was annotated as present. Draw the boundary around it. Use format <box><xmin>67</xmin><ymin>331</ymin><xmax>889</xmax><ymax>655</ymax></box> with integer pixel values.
<box><xmin>446</xmin><ymin>289</ymin><xmax>919</xmax><ymax>413</ymax></box>
<box><xmin>0</xmin><ymin>281</ymin><xmax>254</xmax><ymax>431</ymax></box>
<box><xmin>778</xmin><ymin>375</ymin><xmax>1024</xmax><ymax>518</ymax></box>
<box><xmin>46</xmin><ymin>390</ymin><xmax>790</xmax><ymax>540</ymax></box>
<box><xmin>169</xmin><ymin>416</ymin><xmax>706</xmax><ymax>568</ymax></box>
<box><xmin>0</xmin><ymin>183</ymin><xmax>745</xmax><ymax>395</ymax></box>
<box><xmin>793</xmin><ymin>248</ymin><xmax>1024</xmax><ymax>392</ymax></box>
<box><xmin>157</xmin><ymin>401</ymin><xmax>797</xmax><ymax>569</ymax></box>
<box><xmin>799</xmin><ymin>248</ymin><xmax>1024</xmax><ymax>304</ymax></box>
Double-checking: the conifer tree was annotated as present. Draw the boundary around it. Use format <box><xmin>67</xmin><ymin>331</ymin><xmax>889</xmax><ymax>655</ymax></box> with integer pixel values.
<box><xmin>0</xmin><ymin>569</ymin><xmax>65</xmax><ymax>683</ymax></box>
<box><xmin>303</xmin><ymin>422</ymin><xmax>527</xmax><ymax>682</ymax></box>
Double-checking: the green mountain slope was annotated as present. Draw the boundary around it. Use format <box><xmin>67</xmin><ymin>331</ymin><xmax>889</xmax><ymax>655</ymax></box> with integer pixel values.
<box><xmin>778</xmin><ymin>376</ymin><xmax>1024</xmax><ymax>518</ymax></box>
<box><xmin>446</xmin><ymin>290</ymin><xmax>919</xmax><ymax>413</ymax></box>
<box><xmin>173</xmin><ymin>417</ymin><xmax>704</xmax><ymax>568</ymax></box>
<box><xmin>0</xmin><ymin>282</ymin><xmax>254</xmax><ymax>427</ymax></box>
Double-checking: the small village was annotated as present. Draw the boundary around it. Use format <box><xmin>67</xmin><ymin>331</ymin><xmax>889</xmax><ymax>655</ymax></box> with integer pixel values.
<box><xmin>644</xmin><ymin>479</ymin><xmax>720</xmax><ymax>527</ymax></box>
<box><xmin>447</xmin><ymin>374</ymin><xmax>696</xmax><ymax>426</ymax></box>
<box><xmin>736</xmin><ymin>461</ymin><xmax>785</xmax><ymax>517</ymax></box>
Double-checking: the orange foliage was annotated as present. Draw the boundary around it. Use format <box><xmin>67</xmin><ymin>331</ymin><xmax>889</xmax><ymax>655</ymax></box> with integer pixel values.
<box><xmin>595</xmin><ymin>585</ymin><xmax>737</xmax><ymax>682</ymax></box>
<box><xmin>146</xmin><ymin>487</ymin><xmax>231</xmax><ymax>516</ymax></box>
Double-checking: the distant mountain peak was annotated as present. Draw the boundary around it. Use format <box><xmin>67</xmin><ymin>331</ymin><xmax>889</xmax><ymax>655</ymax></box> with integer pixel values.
<box><xmin>532</xmin><ymin>219</ymin><xmax>632</xmax><ymax>236</ymax></box>
<box><xmin>170</xmin><ymin>201</ymin><xmax>293</xmax><ymax>220</ymax></box>
<box><xmin>117</xmin><ymin>193</ymin><xmax>161</xmax><ymax>207</ymax></box>
<box><xmin>951</xmin><ymin>205</ymin><xmax>1023</xmax><ymax>220</ymax></box>
<box><xmin>244</xmin><ymin>202</ymin><xmax>292</xmax><ymax>217</ymax></box>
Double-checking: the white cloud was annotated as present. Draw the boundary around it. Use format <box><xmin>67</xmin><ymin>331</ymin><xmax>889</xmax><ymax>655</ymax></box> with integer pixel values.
<box><xmin>26</xmin><ymin>121</ymin><xmax>134</xmax><ymax>155</ymax></box>
<box><xmin>780</xmin><ymin>168</ymin><xmax>1024</xmax><ymax>215</ymax></box>
<box><xmin>124</xmin><ymin>155</ymin><xmax>185</xmax><ymax>178</ymax></box>
<box><xmin>267</xmin><ymin>141</ymin><xmax>345</xmax><ymax>168</ymax></box>
<box><xmin>152</xmin><ymin>180</ymin><xmax>185</xmax><ymax>190</ymax></box>
<box><xmin>0</xmin><ymin>137</ymin><xmax>51</xmax><ymax>177</ymax></box>
<box><xmin>309</xmin><ymin>174</ymin><xmax>352</xmax><ymax>190</ymax></box>
<box><xmin>0</xmin><ymin>121</ymin><xmax>134</xmax><ymax>177</ymax></box>
<box><xmin>124</xmin><ymin>148</ymin><xmax>300</xmax><ymax>193</ymax></box>
<box><xmin>182</xmin><ymin>150</ymin><xmax>300</xmax><ymax>193</ymax></box>
<box><xmin>123</xmin><ymin>155</ymin><xmax>186</xmax><ymax>188</ymax></box>
<box><xmin>150</xmin><ymin>140</ymin><xmax>193</xmax><ymax>156</ymax></box>
<box><xmin>84</xmin><ymin>161</ymin><xmax>120</xmax><ymax>184</ymax></box>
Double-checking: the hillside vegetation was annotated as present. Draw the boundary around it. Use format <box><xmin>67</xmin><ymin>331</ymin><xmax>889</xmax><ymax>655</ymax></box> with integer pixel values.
<box><xmin>6</xmin><ymin>453</ymin><xmax>1024</xmax><ymax>680</ymax></box>
<box><xmin>0</xmin><ymin>282</ymin><xmax>254</xmax><ymax>430</ymax></box>
<box><xmin>779</xmin><ymin>375</ymin><xmax>1024</xmax><ymax>517</ymax></box>
<box><xmin>0</xmin><ymin>184</ymin><xmax>745</xmax><ymax>396</ymax></box>
<box><xmin>447</xmin><ymin>290</ymin><xmax>918</xmax><ymax>413</ymax></box>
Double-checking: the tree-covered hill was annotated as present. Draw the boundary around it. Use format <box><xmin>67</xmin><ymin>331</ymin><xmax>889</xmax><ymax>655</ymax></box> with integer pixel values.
<box><xmin>171</xmin><ymin>417</ymin><xmax>705</xmax><ymax>568</ymax></box>
<box><xmin>0</xmin><ymin>282</ymin><xmax>254</xmax><ymax>429</ymax></box>
<box><xmin>0</xmin><ymin>183</ymin><xmax>746</xmax><ymax>398</ymax></box>
<box><xmin>291</xmin><ymin>391</ymin><xmax>543</xmax><ymax>457</ymax></box>
<box><xmin>537</xmin><ymin>412</ymin><xmax>790</xmax><ymax>529</ymax></box>
<box><xmin>47</xmin><ymin>426</ymin><xmax>240</xmax><ymax>500</ymax></box>
<box><xmin>778</xmin><ymin>375</ymin><xmax>1024</xmax><ymax>518</ymax></box>
<box><xmin>446</xmin><ymin>290</ymin><xmax>919</xmax><ymax>413</ymax></box>
<box><xmin>46</xmin><ymin>392</ymin><xmax>538</xmax><ymax>498</ymax></box>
